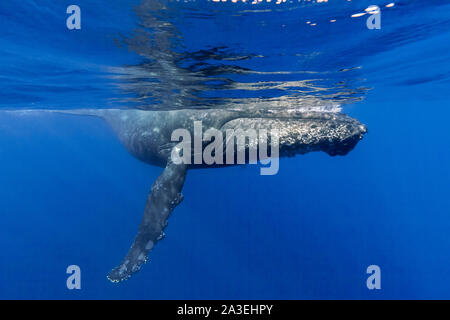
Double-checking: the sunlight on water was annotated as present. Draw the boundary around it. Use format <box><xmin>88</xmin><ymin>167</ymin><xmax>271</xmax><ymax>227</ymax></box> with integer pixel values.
<box><xmin>105</xmin><ymin>0</ymin><xmax>374</xmax><ymax>112</ymax></box>
<box><xmin>0</xmin><ymin>0</ymin><xmax>448</xmax><ymax>113</ymax></box>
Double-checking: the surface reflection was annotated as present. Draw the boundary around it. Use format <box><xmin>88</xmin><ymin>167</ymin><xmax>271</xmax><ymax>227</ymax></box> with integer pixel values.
<box><xmin>110</xmin><ymin>0</ymin><xmax>367</xmax><ymax>112</ymax></box>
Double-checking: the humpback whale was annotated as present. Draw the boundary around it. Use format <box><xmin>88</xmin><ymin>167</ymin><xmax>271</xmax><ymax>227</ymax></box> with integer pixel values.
<box><xmin>41</xmin><ymin>107</ymin><xmax>367</xmax><ymax>282</ymax></box>
<box><xmin>3</xmin><ymin>0</ymin><xmax>368</xmax><ymax>283</ymax></box>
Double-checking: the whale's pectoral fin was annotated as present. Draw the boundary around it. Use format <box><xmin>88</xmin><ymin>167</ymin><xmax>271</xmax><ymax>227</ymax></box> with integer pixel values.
<box><xmin>107</xmin><ymin>160</ymin><xmax>188</xmax><ymax>283</ymax></box>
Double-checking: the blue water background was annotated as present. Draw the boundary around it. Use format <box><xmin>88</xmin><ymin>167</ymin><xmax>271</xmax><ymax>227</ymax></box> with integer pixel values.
<box><xmin>0</xmin><ymin>0</ymin><xmax>450</xmax><ymax>299</ymax></box>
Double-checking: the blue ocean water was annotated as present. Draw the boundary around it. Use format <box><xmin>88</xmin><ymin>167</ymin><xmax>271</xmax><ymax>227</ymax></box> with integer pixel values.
<box><xmin>0</xmin><ymin>0</ymin><xmax>449</xmax><ymax>299</ymax></box>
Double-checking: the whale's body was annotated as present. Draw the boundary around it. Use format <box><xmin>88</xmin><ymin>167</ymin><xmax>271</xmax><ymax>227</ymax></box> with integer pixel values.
<box><xmin>11</xmin><ymin>108</ymin><xmax>367</xmax><ymax>282</ymax></box>
<box><xmin>82</xmin><ymin>108</ymin><xmax>366</xmax><ymax>166</ymax></box>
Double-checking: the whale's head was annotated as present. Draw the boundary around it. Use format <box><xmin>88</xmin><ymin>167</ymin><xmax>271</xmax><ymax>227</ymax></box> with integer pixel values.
<box><xmin>221</xmin><ymin>111</ymin><xmax>367</xmax><ymax>158</ymax></box>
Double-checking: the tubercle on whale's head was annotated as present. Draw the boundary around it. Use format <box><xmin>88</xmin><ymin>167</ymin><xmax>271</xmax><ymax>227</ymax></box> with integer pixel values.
<box><xmin>318</xmin><ymin>120</ymin><xmax>367</xmax><ymax>156</ymax></box>
<box><xmin>278</xmin><ymin>112</ymin><xmax>367</xmax><ymax>157</ymax></box>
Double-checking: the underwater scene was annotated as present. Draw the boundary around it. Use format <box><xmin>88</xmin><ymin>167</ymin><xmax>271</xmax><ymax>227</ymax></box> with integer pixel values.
<box><xmin>0</xmin><ymin>0</ymin><xmax>449</xmax><ymax>300</ymax></box>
